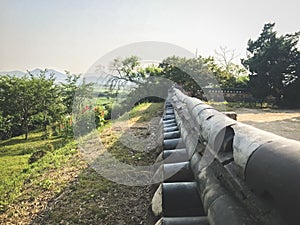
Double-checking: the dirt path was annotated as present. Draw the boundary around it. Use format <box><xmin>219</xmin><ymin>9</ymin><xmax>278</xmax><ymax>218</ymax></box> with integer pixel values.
<box><xmin>235</xmin><ymin>108</ymin><xmax>300</xmax><ymax>141</ymax></box>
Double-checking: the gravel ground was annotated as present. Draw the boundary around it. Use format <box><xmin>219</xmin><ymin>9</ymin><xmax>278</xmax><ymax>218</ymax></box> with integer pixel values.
<box><xmin>235</xmin><ymin>108</ymin><xmax>300</xmax><ymax>141</ymax></box>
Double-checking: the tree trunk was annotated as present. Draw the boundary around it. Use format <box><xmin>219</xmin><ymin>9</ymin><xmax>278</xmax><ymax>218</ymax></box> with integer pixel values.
<box><xmin>25</xmin><ymin>124</ymin><xmax>28</xmax><ymax>140</ymax></box>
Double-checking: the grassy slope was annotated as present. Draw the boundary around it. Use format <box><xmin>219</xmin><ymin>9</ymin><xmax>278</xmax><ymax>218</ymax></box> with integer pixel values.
<box><xmin>0</xmin><ymin>102</ymin><xmax>163</xmax><ymax>225</ymax></box>
<box><xmin>0</xmin><ymin>132</ymin><xmax>74</xmax><ymax>211</ymax></box>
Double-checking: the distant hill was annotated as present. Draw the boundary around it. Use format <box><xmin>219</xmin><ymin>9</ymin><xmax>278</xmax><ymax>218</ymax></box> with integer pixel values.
<box><xmin>0</xmin><ymin>69</ymin><xmax>67</xmax><ymax>83</ymax></box>
<box><xmin>0</xmin><ymin>69</ymin><xmax>112</xmax><ymax>85</ymax></box>
<box><xmin>29</xmin><ymin>68</ymin><xmax>67</xmax><ymax>83</ymax></box>
<box><xmin>0</xmin><ymin>70</ymin><xmax>26</xmax><ymax>77</ymax></box>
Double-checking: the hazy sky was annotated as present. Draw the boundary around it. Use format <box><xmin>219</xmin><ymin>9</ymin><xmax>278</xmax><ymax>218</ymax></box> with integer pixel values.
<box><xmin>0</xmin><ymin>0</ymin><xmax>299</xmax><ymax>73</ymax></box>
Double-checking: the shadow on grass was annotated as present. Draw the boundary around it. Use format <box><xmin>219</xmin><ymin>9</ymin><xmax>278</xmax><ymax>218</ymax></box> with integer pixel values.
<box><xmin>0</xmin><ymin>136</ymin><xmax>42</xmax><ymax>148</ymax></box>
<box><xmin>0</xmin><ymin>137</ymin><xmax>71</xmax><ymax>157</ymax></box>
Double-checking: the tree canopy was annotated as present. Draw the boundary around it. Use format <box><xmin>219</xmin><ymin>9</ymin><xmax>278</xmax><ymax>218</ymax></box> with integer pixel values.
<box><xmin>107</xmin><ymin>54</ymin><xmax>249</xmax><ymax>99</ymax></box>
<box><xmin>0</xmin><ymin>70</ymin><xmax>94</xmax><ymax>140</ymax></box>
<box><xmin>242</xmin><ymin>23</ymin><xmax>300</xmax><ymax>106</ymax></box>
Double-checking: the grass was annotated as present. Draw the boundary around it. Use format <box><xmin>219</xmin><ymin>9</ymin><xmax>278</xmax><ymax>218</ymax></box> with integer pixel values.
<box><xmin>117</xmin><ymin>102</ymin><xmax>164</xmax><ymax>123</ymax></box>
<box><xmin>31</xmin><ymin>102</ymin><xmax>163</xmax><ymax>224</ymax></box>
<box><xmin>0</xmin><ymin>132</ymin><xmax>75</xmax><ymax>213</ymax></box>
<box><xmin>105</xmin><ymin>102</ymin><xmax>163</xmax><ymax>165</ymax></box>
<box><xmin>0</xmin><ymin>102</ymin><xmax>164</xmax><ymax>224</ymax></box>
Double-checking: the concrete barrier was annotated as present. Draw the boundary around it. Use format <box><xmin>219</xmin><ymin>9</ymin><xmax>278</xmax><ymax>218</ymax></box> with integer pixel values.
<box><xmin>150</xmin><ymin>88</ymin><xmax>300</xmax><ymax>225</ymax></box>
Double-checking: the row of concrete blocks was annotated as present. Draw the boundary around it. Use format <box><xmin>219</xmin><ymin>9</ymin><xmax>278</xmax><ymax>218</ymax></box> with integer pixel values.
<box><xmin>151</xmin><ymin>101</ymin><xmax>209</xmax><ymax>225</ymax></box>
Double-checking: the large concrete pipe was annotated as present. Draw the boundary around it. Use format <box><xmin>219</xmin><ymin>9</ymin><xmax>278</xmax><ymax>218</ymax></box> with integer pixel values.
<box><xmin>161</xmin><ymin>149</ymin><xmax>189</xmax><ymax>164</ymax></box>
<box><xmin>165</xmin><ymin>110</ymin><xmax>174</xmax><ymax>116</ymax></box>
<box><xmin>163</xmin><ymin>126</ymin><xmax>179</xmax><ymax>133</ymax></box>
<box><xmin>155</xmin><ymin>216</ymin><xmax>209</xmax><ymax>225</ymax></box>
<box><xmin>152</xmin><ymin>162</ymin><xmax>193</xmax><ymax>183</ymax></box>
<box><xmin>231</xmin><ymin>122</ymin><xmax>287</xmax><ymax>176</ymax></box>
<box><xmin>163</xmin><ymin>115</ymin><xmax>176</xmax><ymax>121</ymax></box>
<box><xmin>163</xmin><ymin>131</ymin><xmax>181</xmax><ymax>140</ymax></box>
<box><xmin>163</xmin><ymin>162</ymin><xmax>194</xmax><ymax>182</ymax></box>
<box><xmin>152</xmin><ymin>182</ymin><xmax>205</xmax><ymax>217</ymax></box>
<box><xmin>163</xmin><ymin>138</ymin><xmax>185</xmax><ymax>150</ymax></box>
<box><xmin>163</xmin><ymin>119</ymin><xmax>177</xmax><ymax>125</ymax></box>
<box><xmin>245</xmin><ymin>140</ymin><xmax>300</xmax><ymax>225</ymax></box>
<box><xmin>196</xmin><ymin>164</ymin><xmax>258</xmax><ymax>225</ymax></box>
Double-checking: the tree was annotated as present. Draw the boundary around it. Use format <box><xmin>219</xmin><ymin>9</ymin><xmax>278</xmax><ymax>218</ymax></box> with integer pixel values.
<box><xmin>159</xmin><ymin>56</ymin><xmax>213</xmax><ymax>98</ymax></box>
<box><xmin>60</xmin><ymin>72</ymin><xmax>81</xmax><ymax>114</ymax></box>
<box><xmin>0</xmin><ymin>70</ymin><xmax>65</xmax><ymax>140</ymax></box>
<box><xmin>0</xmin><ymin>70</ymin><xmax>64</xmax><ymax>139</ymax></box>
<box><xmin>206</xmin><ymin>56</ymin><xmax>249</xmax><ymax>89</ymax></box>
<box><xmin>108</xmin><ymin>56</ymin><xmax>146</xmax><ymax>90</ymax></box>
<box><xmin>214</xmin><ymin>46</ymin><xmax>239</xmax><ymax>72</ymax></box>
<box><xmin>28</xmin><ymin>70</ymin><xmax>64</xmax><ymax>133</ymax></box>
<box><xmin>106</xmin><ymin>55</ymin><xmax>248</xmax><ymax>100</ymax></box>
<box><xmin>242</xmin><ymin>23</ymin><xmax>300</xmax><ymax>105</ymax></box>
<box><xmin>60</xmin><ymin>71</ymin><xmax>94</xmax><ymax>114</ymax></box>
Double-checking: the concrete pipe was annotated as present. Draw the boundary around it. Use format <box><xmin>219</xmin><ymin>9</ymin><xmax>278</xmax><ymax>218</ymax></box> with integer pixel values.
<box><xmin>153</xmin><ymin>162</ymin><xmax>192</xmax><ymax>182</ymax></box>
<box><xmin>245</xmin><ymin>140</ymin><xmax>300</xmax><ymax>225</ymax></box>
<box><xmin>164</xmin><ymin>123</ymin><xmax>178</xmax><ymax>128</ymax></box>
<box><xmin>163</xmin><ymin>119</ymin><xmax>177</xmax><ymax>125</ymax></box>
<box><xmin>164</xmin><ymin>126</ymin><xmax>179</xmax><ymax>133</ymax></box>
<box><xmin>208</xmin><ymin>194</ymin><xmax>257</xmax><ymax>225</ymax></box>
<box><xmin>231</xmin><ymin>122</ymin><xmax>286</xmax><ymax>176</ymax></box>
<box><xmin>163</xmin><ymin>115</ymin><xmax>176</xmax><ymax>121</ymax></box>
<box><xmin>163</xmin><ymin>149</ymin><xmax>189</xmax><ymax>164</ymax></box>
<box><xmin>155</xmin><ymin>216</ymin><xmax>209</xmax><ymax>225</ymax></box>
<box><xmin>166</xmin><ymin>106</ymin><xmax>173</xmax><ymax>109</ymax></box>
<box><xmin>163</xmin><ymin>131</ymin><xmax>181</xmax><ymax>140</ymax></box>
<box><xmin>191</xmin><ymin>104</ymin><xmax>214</xmax><ymax>122</ymax></box>
<box><xmin>196</xmin><ymin>165</ymin><xmax>257</xmax><ymax>225</ymax></box>
<box><xmin>190</xmin><ymin>152</ymin><xmax>202</xmax><ymax>175</ymax></box>
<box><xmin>165</xmin><ymin>109</ymin><xmax>174</xmax><ymax>115</ymax></box>
<box><xmin>152</xmin><ymin>182</ymin><xmax>205</xmax><ymax>217</ymax></box>
<box><xmin>163</xmin><ymin>162</ymin><xmax>194</xmax><ymax>182</ymax></box>
<box><xmin>163</xmin><ymin>138</ymin><xmax>185</xmax><ymax>150</ymax></box>
<box><xmin>185</xmin><ymin>97</ymin><xmax>204</xmax><ymax>113</ymax></box>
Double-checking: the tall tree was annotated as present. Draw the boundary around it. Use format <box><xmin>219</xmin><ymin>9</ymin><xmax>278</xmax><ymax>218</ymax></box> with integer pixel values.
<box><xmin>0</xmin><ymin>70</ymin><xmax>64</xmax><ymax>140</ymax></box>
<box><xmin>159</xmin><ymin>56</ymin><xmax>213</xmax><ymax>98</ymax></box>
<box><xmin>242</xmin><ymin>23</ymin><xmax>300</xmax><ymax>105</ymax></box>
<box><xmin>0</xmin><ymin>74</ymin><xmax>49</xmax><ymax>139</ymax></box>
<box><xmin>108</xmin><ymin>56</ymin><xmax>145</xmax><ymax>90</ymax></box>
<box><xmin>28</xmin><ymin>70</ymin><xmax>63</xmax><ymax>133</ymax></box>
<box><xmin>204</xmin><ymin>56</ymin><xmax>248</xmax><ymax>89</ymax></box>
<box><xmin>60</xmin><ymin>72</ymin><xmax>94</xmax><ymax>114</ymax></box>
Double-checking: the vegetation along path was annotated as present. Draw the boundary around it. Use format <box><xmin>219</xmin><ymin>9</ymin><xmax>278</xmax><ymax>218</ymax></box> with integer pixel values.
<box><xmin>0</xmin><ymin>102</ymin><xmax>164</xmax><ymax>225</ymax></box>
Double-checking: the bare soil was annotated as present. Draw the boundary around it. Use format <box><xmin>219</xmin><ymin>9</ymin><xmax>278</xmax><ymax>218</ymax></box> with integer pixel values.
<box><xmin>235</xmin><ymin>108</ymin><xmax>300</xmax><ymax>141</ymax></box>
